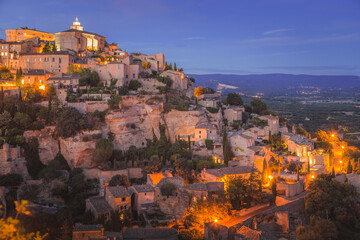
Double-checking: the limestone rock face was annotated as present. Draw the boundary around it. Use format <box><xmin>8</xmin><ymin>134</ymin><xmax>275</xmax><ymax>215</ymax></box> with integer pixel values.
<box><xmin>59</xmin><ymin>130</ymin><xmax>100</xmax><ymax>168</ymax></box>
<box><xmin>105</xmin><ymin>95</ymin><xmax>164</xmax><ymax>150</ymax></box>
<box><xmin>23</xmin><ymin>126</ymin><xmax>59</xmax><ymax>165</ymax></box>
<box><xmin>164</xmin><ymin>109</ymin><xmax>205</xmax><ymax>141</ymax></box>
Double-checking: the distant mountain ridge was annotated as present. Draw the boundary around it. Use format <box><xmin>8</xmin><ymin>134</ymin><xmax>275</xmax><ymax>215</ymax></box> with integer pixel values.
<box><xmin>190</xmin><ymin>73</ymin><xmax>360</xmax><ymax>94</ymax></box>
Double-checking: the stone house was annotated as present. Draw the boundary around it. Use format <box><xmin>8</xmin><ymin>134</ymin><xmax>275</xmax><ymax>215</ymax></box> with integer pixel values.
<box><xmin>161</xmin><ymin>70</ymin><xmax>191</xmax><ymax>91</ymax></box>
<box><xmin>22</xmin><ymin>69</ymin><xmax>54</xmax><ymax>85</ymax></box>
<box><xmin>105</xmin><ymin>186</ymin><xmax>131</xmax><ymax>212</ymax></box>
<box><xmin>224</xmin><ymin>106</ymin><xmax>245</xmax><ymax>125</ymax></box>
<box><xmin>46</xmin><ymin>73</ymin><xmax>80</xmax><ymax>88</ymax></box>
<box><xmin>128</xmin><ymin>184</ymin><xmax>155</xmax><ymax>212</ymax></box>
<box><xmin>20</xmin><ymin>51</ymin><xmax>74</xmax><ymax>75</ymax></box>
<box><xmin>6</xmin><ymin>27</ymin><xmax>55</xmax><ymax>42</ymax></box>
<box><xmin>277</xmin><ymin>180</ymin><xmax>304</xmax><ymax>197</ymax></box>
<box><xmin>85</xmin><ymin>196</ymin><xmax>112</xmax><ymax>220</ymax></box>
<box><xmin>72</xmin><ymin>223</ymin><xmax>104</xmax><ymax>240</ymax></box>
<box><xmin>199</xmin><ymin>166</ymin><xmax>253</xmax><ymax>182</ymax></box>
<box><xmin>193</xmin><ymin>121</ymin><xmax>218</xmax><ymax>146</ymax></box>
<box><xmin>182</xmin><ymin>182</ymin><xmax>224</xmax><ymax>202</ymax></box>
<box><xmin>235</xmin><ymin>225</ymin><xmax>262</xmax><ymax>240</ymax></box>
<box><xmin>229</xmin><ymin>131</ymin><xmax>256</xmax><ymax>157</ymax></box>
<box><xmin>259</xmin><ymin>115</ymin><xmax>280</xmax><ymax>135</ymax></box>
<box><xmin>131</xmin><ymin>52</ymin><xmax>165</xmax><ymax>71</ymax></box>
<box><xmin>287</xmin><ymin>134</ymin><xmax>314</xmax><ymax>162</ymax></box>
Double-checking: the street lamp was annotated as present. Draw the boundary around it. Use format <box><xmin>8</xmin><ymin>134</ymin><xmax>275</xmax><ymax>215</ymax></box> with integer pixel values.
<box><xmin>214</xmin><ymin>219</ymin><xmax>218</xmax><ymax>223</ymax></box>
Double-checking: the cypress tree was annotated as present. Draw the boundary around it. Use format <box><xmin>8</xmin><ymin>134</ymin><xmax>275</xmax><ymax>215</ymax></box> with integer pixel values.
<box><xmin>270</xmin><ymin>179</ymin><xmax>277</xmax><ymax>205</ymax></box>
<box><xmin>174</xmin><ymin>62</ymin><xmax>177</xmax><ymax>71</ymax></box>
<box><xmin>223</xmin><ymin>128</ymin><xmax>232</xmax><ymax>165</ymax></box>
<box><xmin>262</xmin><ymin>159</ymin><xmax>267</xmax><ymax>183</ymax></box>
<box><xmin>331</xmin><ymin>167</ymin><xmax>335</xmax><ymax>177</ymax></box>
<box><xmin>347</xmin><ymin>160</ymin><xmax>353</xmax><ymax>174</ymax></box>
<box><xmin>296</xmin><ymin>164</ymin><xmax>300</xmax><ymax>181</ymax></box>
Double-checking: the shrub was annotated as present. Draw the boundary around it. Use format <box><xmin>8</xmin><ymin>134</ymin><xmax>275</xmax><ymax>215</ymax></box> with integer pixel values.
<box><xmin>206</xmin><ymin>107</ymin><xmax>219</xmax><ymax>113</ymax></box>
<box><xmin>160</xmin><ymin>182</ymin><xmax>176</xmax><ymax>196</ymax></box>
<box><xmin>118</xmin><ymin>86</ymin><xmax>129</xmax><ymax>96</ymax></box>
<box><xmin>93</xmin><ymin>138</ymin><xmax>114</xmax><ymax>165</ymax></box>
<box><xmin>226</xmin><ymin>93</ymin><xmax>243</xmax><ymax>106</ymax></box>
<box><xmin>56</xmin><ymin>107</ymin><xmax>83</xmax><ymax>138</ymax></box>
<box><xmin>0</xmin><ymin>173</ymin><xmax>23</xmax><ymax>186</ymax></box>
<box><xmin>108</xmin><ymin>94</ymin><xmax>120</xmax><ymax>109</ymax></box>
<box><xmin>82</xmin><ymin>136</ymin><xmax>89</xmax><ymax>142</ymax></box>
<box><xmin>109</xmin><ymin>174</ymin><xmax>131</xmax><ymax>187</ymax></box>
<box><xmin>128</xmin><ymin>80</ymin><xmax>142</xmax><ymax>91</ymax></box>
<box><xmin>156</xmin><ymin>76</ymin><xmax>173</xmax><ymax>87</ymax></box>
<box><xmin>205</xmin><ymin>139</ymin><xmax>214</xmax><ymax>150</ymax></box>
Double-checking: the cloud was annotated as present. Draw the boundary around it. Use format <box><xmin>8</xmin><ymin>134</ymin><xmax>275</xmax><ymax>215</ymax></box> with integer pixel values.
<box><xmin>263</xmin><ymin>28</ymin><xmax>293</xmax><ymax>35</ymax></box>
<box><xmin>184</xmin><ymin>37</ymin><xmax>205</xmax><ymax>40</ymax></box>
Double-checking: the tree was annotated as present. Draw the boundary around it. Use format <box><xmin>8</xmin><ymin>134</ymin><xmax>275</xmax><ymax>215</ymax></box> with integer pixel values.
<box><xmin>205</xmin><ymin>139</ymin><xmax>214</xmax><ymax>150</ymax></box>
<box><xmin>93</xmin><ymin>138</ymin><xmax>114</xmax><ymax>166</ymax></box>
<box><xmin>173</xmin><ymin>62</ymin><xmax>177</xmax><ymax>71</ymax></box>
<box><xmin>0</xmin><ymin>173</ymin><xmax>23</xmax><ymax>186</ymax></box>
<box><xmin>0</xmin><ymin>66</ymin><xmax>13</xmax><ymax>79</ymax></box>
<box><xmin>24</xmin><ymin>138</ymin><xmax>45</xmax><ymax>179</ymax></box>
<box><xmin>225</xmin><ymin>176</ymin><xmax>251</xmax><ymax>209</ymax></box>
<box><xmin>270</xmin><ymin>178</ymin><xmax>277</xmax><ymax>205</ymax></box>
<box><xmin>141</xmin><ymin>61</ymin><xmax>151</xmax><ymax>69</ymax></box>
<box><xmin>108</xmin><ymin>94</ymin><xmax>120</xmax><ymax>109</ymax></box>
<box><xmin>194</xmin><ymin>87</ymin><xmax>205</xmax><ymax>98</ymax></box>
<box><xmin>42</xmin><ymin>42</ymin><xmax>52</xmax><ymax>52</ymax></box>
<box><xmin>13</xmin><ymin>112</ymin><xmax>33</xmax><ymax>130</ymax></box>
<box><xmin>56</xmin><ymin>107</ymin><xmax>83</xmax><ymax>138</ymax></box>
<box><xmin>160</xmin><ymin>182</ymin><xmax>176</xmax><ymax>196</ymax></box>
<box><xmin>16</xmin><ymin>67</ymin><xmax>23</xmax><ymax>86</ymax></box>
<box><xmin>226</xmin><ymin>93</ymin><xmax>243</xmax><ymax>106</ymax></box>
<box><xmin>305</xmin><ymin>174</ymin><xmax>360</xmax><ymax>239</ymax></box>
<box><xmin>0</xmin><ymin>111</ymin><xmax>12</xmax><ymax>130</ymax></box>
<box><xmin>109</xmin><ymin>174</ymin><xmax>131</xmax><ymax>187</ymax></box>
<box><xmin>296</xmin><ymin>126</ymin><xmax>309</xmax><ymax>137</ymax></box>
<box><xmin>262</xmin><ymin>159</ymin><xmax>267</xmax><ymax>183</ymax></box>
<box><xmin>250</xmin><ymin>98</ymin><xmax>267</xmax><ymax>115</ymax></box>
<box><xmin>0</xmin><ymin>200</ymin><xmax>47</xmax><ymax>239</ymax></box>
<box><xmin>223</xmin><ymin>129</ymin><xmax>232</xmax><ymax>165</ymax></box>
<box><xmin>347</xmin><ymin>160</ymin><xmax>353</xmax><ymax>174</ymax></box>
<box><xmin>128</xmin><ymin>80</ymin><xmax>141</xmax><ymax>91</ymax></box>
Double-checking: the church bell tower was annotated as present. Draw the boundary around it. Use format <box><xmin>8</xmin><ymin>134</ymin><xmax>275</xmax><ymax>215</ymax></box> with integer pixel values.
<box><xmin>70</xmin><ymin>17</ymin><xmax>83</xmax><ymax>31</ymax></box>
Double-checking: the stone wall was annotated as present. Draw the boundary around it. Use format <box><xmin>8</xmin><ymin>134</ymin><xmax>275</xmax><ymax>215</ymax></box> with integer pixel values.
<box><xmin>277</xmin><ymin>181</ymin><xmax>304</xmax><ymax>197</ymax></box>
<box><xmin>67</xmin><ymin>101</ymin><xmax>109</xmax><ymax>114</ymax></box>
<box><xmin>83</xmin><ymin>168</ymin><xmax>143</xmax><ymax>181</ymax></box>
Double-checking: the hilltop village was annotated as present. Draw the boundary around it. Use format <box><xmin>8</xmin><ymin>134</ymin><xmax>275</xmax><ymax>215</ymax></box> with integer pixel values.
<box><xmin>1</xmin><ymin>19</ymin><xmax>360</xmax><ymax>240</ymax></box>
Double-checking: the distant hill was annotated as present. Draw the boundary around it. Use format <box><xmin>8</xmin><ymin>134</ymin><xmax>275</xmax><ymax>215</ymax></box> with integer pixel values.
<box><xmin>190</xmin><ymin>73</ymin><xmax>360</xmax><ymax>95</ymax></box>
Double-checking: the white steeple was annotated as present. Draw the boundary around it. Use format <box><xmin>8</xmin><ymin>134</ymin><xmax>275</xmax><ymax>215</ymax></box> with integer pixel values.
<box><xmin>70</xmin><ymin>16</ymin><xmax>83</xmax><ymax>31</ymax></box>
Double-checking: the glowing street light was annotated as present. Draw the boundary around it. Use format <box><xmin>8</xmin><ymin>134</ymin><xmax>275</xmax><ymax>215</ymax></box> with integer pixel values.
<box><xmin>268</xmin><ymin>175</ymin><xmax>273</xmax><ymax>180</ymax></box>
<box><xmin>331</xmin><ymin>134</ymin><xmax>335</xmax><ymax>137</ymax></box>
<box><xmin>39</xmin><ymin>85</ymin><xmax>45</xmax><ymax>91</ymax></box>
<box><xmin>311</xmin><ymin>175</ymin><xmax>315</xmax><ymax>179</ymax></box>
<box><xmin>341</xmin><ymin>146</ymin><xmax>345</xmax><ymax>149</ymax></box>
<box><xmin>214</xmin><ymin>219</ymin><xmax>218</xmax><ymax>223</ymax></box>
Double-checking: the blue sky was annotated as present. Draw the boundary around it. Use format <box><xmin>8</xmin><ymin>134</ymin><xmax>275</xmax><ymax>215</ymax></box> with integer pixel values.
<box><xmin>0</xmin><ymin>0</ymin><xmax>359</xmax><ymax>75</ymax></box>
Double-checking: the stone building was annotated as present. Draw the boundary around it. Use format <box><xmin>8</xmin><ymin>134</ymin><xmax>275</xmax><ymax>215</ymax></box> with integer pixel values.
<box><xmin>182</xmin><ymin>182</ymin><xmax>224</xmax><ymax>202</ymax></box>
<box><xmin>72</xmin><ymin>223</ymin><xmax>104</xmax><ymax>240</ymax></box>
<box><xmin>105</xmin><ymin>186</ymin><xmax>131</xmax><ymax>212</ymax></box>
<box><xmin>200</xmin><ymin>166</ymin><xmax>253</xmax><ymax>182</ymax></box>
<box><xmin>55</xmin><ymin>18</ymin><xmax>106</xmax><ymax>52</ymax></box>
<box><xmin>6</xmin><ymin>27</ymin><xmax>55</xmax><ymax>42</ymax></box>
<box><xmin>85</xmin><ymin>196</ymin><xmax>112</xmax><ymax>220</ymax></box>
<box><xmin>259</xmin><ymin>115</ymin><xmax>280</xmax><ymax>135</ymax></box>
<box><xmin>128</xmin><ymin>184</ymin><xmax>155</xmax><ymax>212</ymax></box>
<box><xmin>161</xmin><ymin>70</ymin><xmax>191</xmax><ymax>91</ymax></box>
<box><xmin>224</xmin><ymin>106</ymin><xmax>245</xmax><ymax>125</ymax></box>
<box><xmin>20</xmin><ymin>51</ymin><xmax>74</xmax><ymax>75</ymax></box>
<box><xmin>23</xmin><ymin>69</ymin><xmax>54</xmax><ymax>85</ymax></box>
<box><xmin>131</xmin><ymin>52</ymin><xmax>165</xmax><ymax>72</ymax></box>
<box><xmin>46</xmin><ymin>73</ymin><xmax>80</xmax><ymax>88</ymax></box>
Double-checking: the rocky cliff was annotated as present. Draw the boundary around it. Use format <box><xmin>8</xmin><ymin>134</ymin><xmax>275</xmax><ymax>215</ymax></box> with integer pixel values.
<box><xmin>24</xmin><ymin>127</ymin><xmax>59</xmax><ymax>165</ymax></box>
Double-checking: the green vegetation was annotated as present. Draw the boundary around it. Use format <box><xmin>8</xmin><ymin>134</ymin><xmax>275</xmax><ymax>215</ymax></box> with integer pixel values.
<box><xmin>206</xmin><ymin>107</ymin><xmax>219</xmax><ymax>113</ymax></box>
<box><xmin>205</xmin><ymin>139</ymin><xmax>214</xmax><ymax>150</ymax></box>
<box><xmin>297</xmin><ymin>174</ymin><xmax>360</xmax><ymax>240</ymax></box>
<box><xmin>226</xmin><ymin>92</ymin><xmax>243</xmax><ymax>106</ymax></box>
<box><xmin>0</xmin><ymin>66</ymin><xmax>13</xmax><ymax>79</ymax></box>
<box><xmin>128</xmin><ymin>80</ymin><xmax>142</xmax><ymax>91</ymax></box>
<box><xmin>0</xmin><ymin>173</ymin><xmax>23</xmax><ymax>186</ymax></box>
<box><xmin>223</xmin><ymin>128</ymin><xmax>232</xmax><ymax>165</ymax></box>
<box><xmin>109</xmin><ymin>174</ymin><xmax>131</xmax><ymax>187</ymax></box>
<box><xmin>67</xmin><ymin>66</ymin><xmax>100</xmax><ymax>87</ymax></box>
<box><xmin>156</xmin><ymin>75</ymin><xmax>173</xmax><ymax>87</ymax></box>
<box><xmin>56</xmin><ymin>107</ymin><xmax>83</xmax><ymax>138</ymax></box>
<box><xmin>93</xmin><ymin>138</ymin><xmax>114</xmax><ymax>167</ymax></box>
<box><xmin>23</xmin><ymin>137</ymin><xmax>45</xmax><ymax>179</ymax></box>
<box><xmin>160</xmin><ymin>182</ymin><xmax>176</xmax><ymax>196</ymax></box>
<box><xmin>108</xmin><ymin>94</ymin><xmax>120</xmax><ymax>109</ymax></box>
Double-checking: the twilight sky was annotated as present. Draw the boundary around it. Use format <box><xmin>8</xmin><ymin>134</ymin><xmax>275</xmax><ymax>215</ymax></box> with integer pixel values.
<box><xmin>0</xmin><ymin>0</ymin><xmax>359</xmax><ymax>75</ymax></box>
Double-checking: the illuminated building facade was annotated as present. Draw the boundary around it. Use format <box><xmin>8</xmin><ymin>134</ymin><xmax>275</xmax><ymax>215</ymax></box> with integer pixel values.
<box><xmin>55</xmin><ymin>17</ymin><xmax>106</xmax><ymax>52</ymax></box>
<box><xmin>5</xmin><ymin>27</ymin><xmax>55</xmax><ymax>42</ymax></box>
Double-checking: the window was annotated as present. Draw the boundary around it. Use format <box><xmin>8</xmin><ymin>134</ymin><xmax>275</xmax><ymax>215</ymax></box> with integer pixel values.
<box><xmin>52</xmin><ymin>58</ymin><xmax>55</xmax><ymax>62</ymax></box>
<box><xmin>126</xmin><ymin>74</ymin><xmax>128</xmax><ymax>79</ymax></box>
<box><xmin>199</xmin><ymin>131</ymin><xmax>201</xmax><ymax>134</ymax></box>
<box><xmin>132</xmin><ymin>74</ymin><xmax>135</xmax><ymax>78</ymax></box>
<box><xmin>144</xmin><ymin>193</ymin><xmax>146</xmax><ymax>196</ymax></box>
<box><xmin>122</xmin><ymin>197</ymin><xmax>125</xmax><ymax>201</ymax></box>
<box><xmin>59</xmin><ymin>58</ymin><xmax>61</xmax><ymax>64</ymax></box>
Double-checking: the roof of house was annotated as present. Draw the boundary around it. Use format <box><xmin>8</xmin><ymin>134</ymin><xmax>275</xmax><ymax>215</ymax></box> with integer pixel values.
<box><xmin>235</xmin><ymin>225</ymin><xmax>262</xmax><ymax>240</ymax></box>
<box><xmin>123</xmin><ymin>228</ymin><xmax>178</xmax><ymax>239</ymax></box>
<box><xmin>289</xmin><ymin>135</ymin><xmax>314</xmax><ymax>146</ymax></box>
<box><xmin>87</xmin><ymin>197</ymin><xmax>112</xmax><ymax>214</ymax></box>
<box><xmin>47</xmin><ymin>73</ymin><xmax>80</xmax><ymax>81</ymax></box>
<box><xmin>205</xmin><ymin>166</ymin><xmax>253</xmax><ymax>178</ymax></box>
<box><xmin>195</xmin><ymin>121</ymin><xmax>217</xmax><ymax>129</ymax></box>
<box><xmin>20</xmin><ymin>51</ymin><xmax>73</xmax><ymax>56</ymax></box>
<box><xmin>57</xmin><ymin>28</ymin><xmax>106</xmax><ymax>38</ymax></box>
<box><xmin>24</xmin><ymin>69</ymin><xmax>53</xmax><ymax>76</ymax></box>
<box><xmin>107</xmin><ymin>186</ymin><xmax>130</xmax><ymax>198</ymax></box>
<box><xmin>130</xmin><ymin>184</ymin><xmax>155</xmax><ymax>193</ymax></box>
<box><xmin>73</xmin><ymin>223</ymin><xmax>103</xmax><ymax>232</ymax></box>
<box><xmin>183</xmin><ymin>182</ymin><xmax>224</xmax><ymax>192</ymax></box>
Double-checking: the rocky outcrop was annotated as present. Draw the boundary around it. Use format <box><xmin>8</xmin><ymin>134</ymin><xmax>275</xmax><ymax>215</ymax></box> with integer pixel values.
<box><xmin>105</xmin><ymin>95</ymin><xmax>164</xmax><ymax>150</ymax></box>
<box><xmin>24</xmin><ymin>126</ymin><xmax>59</xmax><ymax>165</ymax></box>
<box><xmin>164</xmin><ymin>109</ymin><xmax>205</xmax><ymax>140</ymax></box>
<box><xmin>59</xmin><ymin>130</ymin><xmax>100</xmax><ymax>168</ymax></box>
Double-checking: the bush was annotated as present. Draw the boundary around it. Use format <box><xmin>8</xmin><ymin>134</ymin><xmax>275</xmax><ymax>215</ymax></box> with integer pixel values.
<box><xmin>118</xmin><ymin>86</ymin><xmax>129</xmax><ymax>96</ymax></box>
<box><xmin>56</xmin><ymin>107</ymin><xmax>83</xmax><ymax>138</ymax></box>
<box><xmin>206</xmin><ymin>107</ymin><xmax>219</xmax><ymax>113</ymax></box>
<box><xmin>156</xmin><ymin>76</ymin><xmax>173</xmax><ymax>87</ymax></box>
<box><xmin>108</xmin><ymin>94</ymin><xmax>120</xmax><ymax>109</ymax></box>
<box><xmin>160</xmin><ymin>182</ymin><xmax>176</xmax><ymax>196</ymax></box>
<box><xmin>82</xmin><ymin>136</ymin><xmax>89</xmax><ymax>142</ymax></box>
<box><xmin>205</xmin><ymin>139</ymin><xmax>214</xmax><ymax>150</ymax></box>
<box><xmin>128</xmin><ymin>80</ymin><xmax>142</xmax><ymax>91</ymax></box>
<box><xmin>109</xmin><ymin>174</ymin><xmax>131</xmax><ymax>187</ymax></box>
<box><xmin>226</xmin><ymin>93</ymin><xmax>243</xmax><ymax>106</ymax></box>
<box><xmin>0</xmin><ymin>173</ymin><xmax>23</xmax><ymax>186</ymax></box>
<box><xmin>93</xmin><ymin>138</ymin><xmax>114</xmax><ymax>165</ymax></box>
